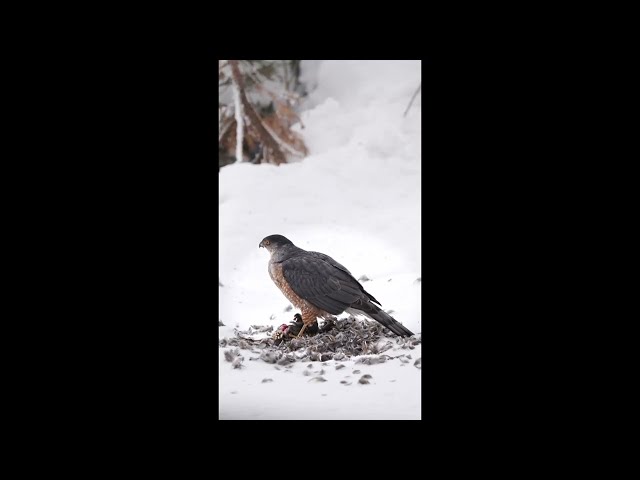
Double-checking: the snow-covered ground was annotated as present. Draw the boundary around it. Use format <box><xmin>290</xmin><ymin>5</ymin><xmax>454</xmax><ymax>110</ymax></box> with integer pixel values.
<box><xmin>219</xmin><ymin>60</ymin><xmax>421</xmax><ymax>420</ymax></box>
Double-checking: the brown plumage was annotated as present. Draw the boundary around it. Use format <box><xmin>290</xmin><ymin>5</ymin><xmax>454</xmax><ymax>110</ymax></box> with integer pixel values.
<box><xmin>259</xmin><ymin>234</ymin><xmax>414</xmax><ymax>337</ymax></box>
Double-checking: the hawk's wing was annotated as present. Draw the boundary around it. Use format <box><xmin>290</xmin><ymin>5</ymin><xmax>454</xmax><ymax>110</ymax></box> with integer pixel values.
<box><xmin>307</xmin><ymin>251</ymin><xmax>382</xmax><ymax>305</ymax></box>
<box><xmin>307</xmin><ymin>251</ymin><xmax>352</xmax><ymax>275</ymax></box>
<box><xmin>281</xmin><ymin>253</ymin><xmax>369</xmax><ymax>315</ymax></box>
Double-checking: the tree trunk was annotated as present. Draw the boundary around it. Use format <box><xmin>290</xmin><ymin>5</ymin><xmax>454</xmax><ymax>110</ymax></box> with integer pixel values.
<box><xmin>228</xmin><ymin>60</ymin><xmax>286</xmax><ymax>165</ymax></box>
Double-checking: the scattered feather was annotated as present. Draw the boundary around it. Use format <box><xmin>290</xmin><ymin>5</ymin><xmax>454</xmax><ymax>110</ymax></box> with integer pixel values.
<box><xmin>260</xmin><ymin>351</ymin><xmax>279</xmax><ymax>364</ymax></box>
<box><xmin>356</xmin><ymin>356</ymin><xmax>383</xmax><ymax>365</ymax></box>
<box><xmin>232</xmin><ymin>356</ymin><xmax>244</xmax><ymax>369</ymax></box>
<box><xmin>276</xmin><ymin>355</ymin><xmax>295</xmax><ymax>365</ymax></box>
<box><xmin>220</xmin><ymin>315</ymin><xmax>419</xmax><ymax>372</ymax></box>
<box><xmin>308</xmin><ymin>376</ymin><xmax>327</xmax><ymax>383</ymax></box>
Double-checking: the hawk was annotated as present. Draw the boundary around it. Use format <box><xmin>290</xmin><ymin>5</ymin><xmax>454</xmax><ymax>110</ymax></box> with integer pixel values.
<box><xmin>259</xmin><ymin>234</ymin><xmax>414</xmax><ymax>338</ymax></box>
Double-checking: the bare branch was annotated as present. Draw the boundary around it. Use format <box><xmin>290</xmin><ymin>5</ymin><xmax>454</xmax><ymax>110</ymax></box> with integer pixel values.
<box><xmin>262</xmin><ymin>121</ymin><xmax>306</xmax><ymax>157</ymax></box>
<box><xmin>218</xmin><ymin>115</ymin><xmax>234</xmax><ymax>143</ymax></box>
<box><xmin>403</xmin><ymin>83</ymin><xmax>422</xmax><ymax>117</ymax></box>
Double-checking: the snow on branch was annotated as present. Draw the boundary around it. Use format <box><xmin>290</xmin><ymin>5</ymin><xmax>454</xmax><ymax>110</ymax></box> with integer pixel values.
<box><xmin>228</xmin><ymin>60</ymin><xmax>287</xmax><ymax>165</ymax></box>
<box><xmin>231</xmin><ymin>78</ymin><xmax>244</xmax><ymax>163</ymax></box>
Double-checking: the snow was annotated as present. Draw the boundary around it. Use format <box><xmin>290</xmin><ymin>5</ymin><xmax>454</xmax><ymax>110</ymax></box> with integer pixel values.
<box><xmin>219</xmin><ymin>60</ymin><xmax>422</xmax><ymax>420</ymax></box>
<box><xmin>231</xmin><ymin>78</ymin><xmax>244</xmax><ymax>163</ymax></box>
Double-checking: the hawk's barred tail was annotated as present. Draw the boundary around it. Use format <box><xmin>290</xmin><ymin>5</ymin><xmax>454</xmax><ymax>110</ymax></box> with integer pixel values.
<box><xmin>369</xmin><ymin>309</ymin><xmax>415</xmax><ymax>337</ymax></box>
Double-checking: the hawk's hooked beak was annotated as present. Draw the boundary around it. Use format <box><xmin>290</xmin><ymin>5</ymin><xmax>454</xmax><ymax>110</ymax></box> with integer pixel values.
<box><xmin>259</xmin><ymin>240</ymin><xmax>264</xmax><ymax>248</ymax></box>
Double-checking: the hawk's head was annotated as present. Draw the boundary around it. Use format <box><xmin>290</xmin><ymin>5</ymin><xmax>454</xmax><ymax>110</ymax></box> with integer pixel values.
<box><xmin>259</xmin><ymin>234</ymin><xmax>294</xmax><ymax>253</ymax></box>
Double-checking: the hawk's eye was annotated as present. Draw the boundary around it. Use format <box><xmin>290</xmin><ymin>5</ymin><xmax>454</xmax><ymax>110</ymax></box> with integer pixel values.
<box><xmin>265</xmin><ymin>240</ymin><xmax>270</xmax><ymax>245</ymax></box>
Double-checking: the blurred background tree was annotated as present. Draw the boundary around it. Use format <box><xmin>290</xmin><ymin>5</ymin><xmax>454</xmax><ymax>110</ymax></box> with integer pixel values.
<box><xmin>219</xmin><ymin>60</ymin><xmax>308</xmax><ymax>170</ymax></box>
